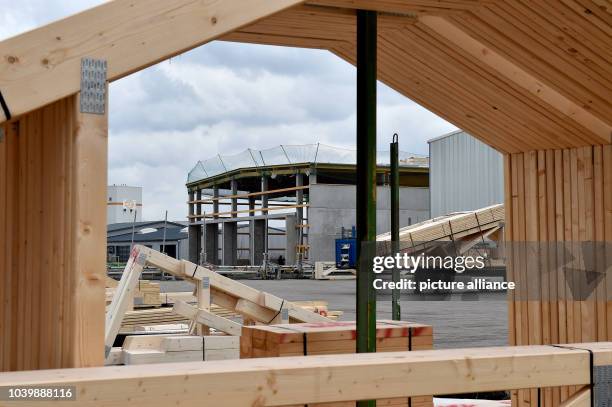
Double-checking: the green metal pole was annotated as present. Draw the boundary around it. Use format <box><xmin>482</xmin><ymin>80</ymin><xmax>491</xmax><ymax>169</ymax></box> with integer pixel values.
<box><xmin>390</xmin><ymin>134</ymin><xmax>401</xmax><ymax>320</ymax></box>
<box><xmin>356</xmin><ymin>10</ymin><xmax>377</xmax><ymax>407</ymax></box>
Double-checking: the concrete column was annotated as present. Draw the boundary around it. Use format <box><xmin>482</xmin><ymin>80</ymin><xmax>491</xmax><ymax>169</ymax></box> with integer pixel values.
<box><xmin>188</xmin><ymin>190</ymin><xmax>201</xmax><ymax>264</ymax></box>
<box><xmin>309</xmin><ymin>171</ymin><xmax>317</xmax><ymax>185</ymax></box>
<box><xmin>261</xmin><ymin>176</ymin><xmax>268</xmax><ymax>215</ymax></box>
<box><xmin>222</xmin><ymin>222</ymin><xmax>237</xmax><ymax>266</ymax></box>
<box><xmin>248</xmin><ymin>196</ymin><xmax>255</xmax><ymax>216</ymax></box>
<box><xmin>285</xmin><ymin>214</ymin><xmax>297</xmax><ymax>265</ymax></box>
<box><xmin>250</xmin><ymin>219</ymin><xmax>265</xmax><ymax>265</ymax></box>
<box><xmin>188</xmin><ymin>190</ymin><xmax>195</xmax><ymax>219</ymax></box>
<box><xmin>188</xmin><ymin>225</ymin><xmax>201</xmax><ymax>264</ymax></box>
<box><xmin>230</xmin><ymin>179</ymin><xmax>238</xmax><ymax>214</ymax></box>
<box><xmin>204</xmin><ymin>223</ymin><xmax>219</xmax><ymax>265</ymax></box>
<box><xmin>260</xmin><ymin>176</ymin><xmax>269</xmax><ymax>262</ymax></box>
<box><xmin>212</xmin><ymin>186</ymin><xmax>219</xmax><ymax>218</ymax></box>
<box><xmin>196</xmin><ymin>188</ymin><xmax>202</xmax><ymax>219</ymax></box>
<box><xmin>296</xmin><ymin>173</ymin><xmax>304</xmax><ymax>222</ymax></box>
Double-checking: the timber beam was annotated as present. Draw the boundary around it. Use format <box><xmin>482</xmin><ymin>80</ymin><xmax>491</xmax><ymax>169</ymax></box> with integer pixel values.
<box><xmin>0</xmin><ymin>0</ymin><xmax>304</xmax><ymax>123</ymax></box>
<box><xmin>0</xmin><ymin>343</ymin><xmax>610</xmax><ymax>406</ymax></box>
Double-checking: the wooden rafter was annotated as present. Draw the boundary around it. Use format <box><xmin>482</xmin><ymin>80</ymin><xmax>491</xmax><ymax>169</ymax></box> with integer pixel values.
<box><xmin>0</xmin><ymin>1</ymin><xmax>609</xmax><ymax>152</ymax></box>
<box><xmin>418</xmin><ymin>15</ymin><xmax>612</xmax><ymax>145</ymax></box>
<box><xmin>224</xmin><ymin>1</ymin><xmax>612</xmax><ymax>152</ymax></box>
<box><xmin>0</xmin><ymin>0</ymin><xmax>304</xmax><ymax>123</ymax></box>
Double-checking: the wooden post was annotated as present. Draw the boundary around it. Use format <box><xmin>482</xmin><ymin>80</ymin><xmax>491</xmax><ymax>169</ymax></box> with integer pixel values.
<box><xmin>197</xmin><ymin>277</ymin><xmax>211</xmax><ymax>335</ymax></box>
<box><xmin>0</xmin><ymin>91</ymin><xmax>107</xmax><ymax>371</ymax></box>
<box><xmin>70</xmin><ymin>91</ymin><xmax>108</xmax><ymax>367</ymax></box>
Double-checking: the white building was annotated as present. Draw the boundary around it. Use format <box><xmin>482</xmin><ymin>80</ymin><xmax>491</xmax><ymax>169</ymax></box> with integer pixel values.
<box><xmin>428</xmin><ymin>130</ymin><xmax>503</xmax><ymax>218</ymax></box>
<box><xmin>107</xmin><ymin>185</ymin><xmax>143</xmax><ymax>224</ymax></box>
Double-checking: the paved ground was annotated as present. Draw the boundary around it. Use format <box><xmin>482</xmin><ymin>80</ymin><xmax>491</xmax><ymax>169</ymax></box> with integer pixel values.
<box><xmin>160</xmin><ymin>279</ymin><xmax>508</xmax><ymax>349</ymax></box>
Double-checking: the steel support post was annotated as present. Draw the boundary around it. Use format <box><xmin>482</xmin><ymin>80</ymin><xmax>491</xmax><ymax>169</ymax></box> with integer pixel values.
<box><xmin>390</xmin><ymin>134</ymin><xmax>401</xmax><ymax>320</ymax></box>
<box><xmin>356</xmin><ymin>7</ymin><xmax>377</xmax><ymax>377</ymax></box>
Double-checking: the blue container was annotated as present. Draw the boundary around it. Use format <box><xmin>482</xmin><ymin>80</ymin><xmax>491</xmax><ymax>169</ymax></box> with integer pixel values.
<box><xmin>335</xmin><ymin>238</ymin><xmax>357</xmax><ymax>268</ymax></box>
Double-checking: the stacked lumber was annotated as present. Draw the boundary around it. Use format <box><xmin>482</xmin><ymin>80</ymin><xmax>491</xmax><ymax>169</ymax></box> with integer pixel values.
<box><xmin>105</xmin><ymin>246</ymin><xmax>333</xmax><ymax>352</ymax></box>
<box><xmin>105</xmin><ymin>275</ymin><xmax>119</xmax><ymax>288</ymax></box>
<box><xmin>119</xmin><ymin>303</ymin><xmax>339</xmax><ymax>334</ymax></box>
<box><xmin>120</xmin><ymin>308</ymin><xmax>189</xmax><ymax>331</ymax></box>
<box><xmin>505</xmin><ymin>146</ymin><xmax>612</xmax><ymax>406</ymax></box>
<box><xmin>377</xmin><ymin>204</ymin><xmax>504</xmax><ymax>246</ymax></box>
<box><xmin>109</xmin><ymin>334</ymin><xmax>239</xmax><ymax>365</ymax></box>
<box><xmin>241</xmin><ymin>320</ymin><xmax>433</xmax><ymax>407</ymax></box>
<box><xmin>119</xmin><ymin>306</ymin><xmax>237</xmax><ymax>332</ymax></box>
<box><xmin>106</xmin><ymin>280</ymin><xmax>162</xmax><ymax>308</ymax></box>
<box><xmin>134</xmin><ymin>280</ymin><xmax>162</xmax><ymax>307</ymax></box>
<box><xmin>159</xmin><ymin>295</ymin><xmax>342</xmax><ymax>320</ymax></box>
<box><xmin>159</xmin><ymin>291</ymin><xmax>197</xmax><ymax>305</ymax></box>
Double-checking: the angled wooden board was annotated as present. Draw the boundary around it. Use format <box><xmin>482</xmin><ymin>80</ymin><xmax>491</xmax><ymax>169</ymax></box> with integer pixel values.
<box><xmin>0</xmin><ymin>0</ymin><xmax>304</xmax><ymax>123</ymax></box>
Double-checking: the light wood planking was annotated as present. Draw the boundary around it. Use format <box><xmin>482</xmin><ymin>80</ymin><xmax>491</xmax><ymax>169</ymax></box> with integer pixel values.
<box><xmin>0</xmin><ymin>94</ymin><xmax>107</xmax><ymax>371</ymax></box>
<box><xmin>506</xmin><ymin>146</ymin><xmax>611</xmax><ymax>405</ymax></box>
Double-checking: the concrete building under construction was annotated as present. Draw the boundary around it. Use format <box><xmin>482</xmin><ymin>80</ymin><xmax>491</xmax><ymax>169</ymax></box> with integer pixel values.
<box><xmin>186</xmin><ymin>144</ymin><xmax>430</xmax><ymax>268</ymax></box>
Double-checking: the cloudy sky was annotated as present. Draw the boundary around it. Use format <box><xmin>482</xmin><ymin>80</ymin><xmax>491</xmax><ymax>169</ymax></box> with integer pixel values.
<box><xmin>1</xmin><ymin>1</ymin><xmax>457</xmax><ymax>220</ymax></box>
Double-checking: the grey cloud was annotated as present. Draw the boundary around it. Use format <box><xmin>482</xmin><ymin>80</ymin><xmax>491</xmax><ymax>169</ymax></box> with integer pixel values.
<box><xmin>178</xmin><ymin>41</ymin><xmax>352</xmax><ymax>81</ymax></box>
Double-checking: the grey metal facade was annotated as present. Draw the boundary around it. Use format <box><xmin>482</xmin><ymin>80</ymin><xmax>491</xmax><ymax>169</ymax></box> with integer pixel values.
<box><xmin>428</xmin><ymin>130</ymin><xmax>503</xmax><ymax>218</ymax></box>
<box><xmin>308</xmin><ymin>184</ymin><xmax>429</xmax><ymax>263</ymax></box>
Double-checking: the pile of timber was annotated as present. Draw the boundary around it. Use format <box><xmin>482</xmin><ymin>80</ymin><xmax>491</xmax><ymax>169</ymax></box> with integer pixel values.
<box><xmin>158</xmin><ymin>294</ymin><xmax>342</xmax><ymax>320</ymax></box>
<box><xmin>105</xmin><ymin>246</ymin><xmax>337</xmax><ymax>355</ymax></box>
<box><xmin>377</xmin><ymin>204</ymin><xmax>504</xmax><ymax>247</ymax></box>
<box><xmin>107</xmin><ymin>334</ymin><xmax>239</xmax><ymax>366</ymax></box>
<box><xmin>134</xmin><ymin>280</ymin><xmax>162</xmax><ymax>307</ymax></box>
<box><xmin>105</xmin><ymin>280</ymin><xmax>162</xmax><ymax>308</ymax></box>
<box><xmin>118</xmin><ymin>301</ymin><xmax>341</xmax><ymax>334</ymax></box>
<box><xmin>241</xmin><ymin>320</ymin><xmax>433</xmax><ymax>407</ymax></box>
<box><xmin>119</xmin><ymin>308</ymin><xmax>189</xmax><ymax>333</ymax></box>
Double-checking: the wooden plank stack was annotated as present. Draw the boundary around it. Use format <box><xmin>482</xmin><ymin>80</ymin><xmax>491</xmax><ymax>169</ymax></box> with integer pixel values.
<box><xmin>241</xmin><ymin>320</ymin><xmax>433</xmax><ymax>407</ymax></box>
<box><xmin>108</xmin><ymin>334</ymin><xmax>239</xmax><ymax>365</ymax></box>
<box><xmin>120</xmin><ymin>308</ymin><xmax>189</xmax><ymax>333</ymax></box>
<box><xmin>105</xmin><ymin>280</ymin><xmax>162</xmax><ymax>308</ymax></box>
<box><xmin>377</xmin><ymin>204</ymin><xmax>504</xmax><ymax>245</ymax></box>
<box><xmin>134</xmin><ymin>280</ymin><xmax>162</xmax><ymax>307</ymax></box>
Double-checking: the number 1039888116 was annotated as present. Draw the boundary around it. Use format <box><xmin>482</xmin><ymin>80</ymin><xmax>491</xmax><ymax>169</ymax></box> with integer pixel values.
<box><xmin>1</xmin><ymin>386</ymin><xmax>76</xmax><ymax>401</ymax></box>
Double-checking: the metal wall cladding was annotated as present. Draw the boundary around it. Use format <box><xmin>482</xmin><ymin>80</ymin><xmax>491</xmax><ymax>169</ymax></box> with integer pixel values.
<box><xmin>429</xmin><ymin>130</ymin><xmax>503</xmax><ymax>218</ymax></box>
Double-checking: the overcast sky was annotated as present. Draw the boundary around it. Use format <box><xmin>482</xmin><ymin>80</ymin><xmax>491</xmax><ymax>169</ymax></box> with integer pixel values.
<box><xmin>1</xmin><ymin>1</ymin><xmax>457</xmax><ymax>221</ymax></box>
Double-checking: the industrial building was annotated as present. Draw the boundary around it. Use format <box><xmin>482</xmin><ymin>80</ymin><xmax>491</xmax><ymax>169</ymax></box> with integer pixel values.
<box><xmin>186</xmin><ymin>144</ymin><xmax>429</xmax><ymax>267</ymax></box>
<box><xmin>428</xmin><ymin>131</ymin><xmax>504</xmax><ymax>217</ymax></box>
<box><xmin>107</xmin><ymin>220</ymin><xmax>188</xmax><ymax>262</ymax></box>
<box><xmin>107</xmin><ymin>185</ymin><xmax>143</xmax><ymax>224</ymax></box>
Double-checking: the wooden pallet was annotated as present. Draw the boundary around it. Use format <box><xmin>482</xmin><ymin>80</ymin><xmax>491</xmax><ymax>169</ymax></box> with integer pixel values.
<box><xmin>241</xmin><ymin>320</ymin><xmax>433</xmax><ymax>407</ymax></box>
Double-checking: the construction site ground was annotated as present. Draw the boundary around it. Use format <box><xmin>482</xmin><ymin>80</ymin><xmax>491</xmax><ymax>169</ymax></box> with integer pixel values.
<box><xmin>159</xmin><ymin>279</ymin><xmax>507</xmax><ymax>349</ymax></box>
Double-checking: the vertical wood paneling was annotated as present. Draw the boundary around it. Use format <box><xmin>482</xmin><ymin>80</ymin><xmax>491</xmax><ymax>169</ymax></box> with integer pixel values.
<box><xmin>0</xmin><ymin>94</ymin><xmax>106</xmax><ymax>371</ymax></box>
<box><xmin>507</xmin><ymin>145</ymin><xmax>611</xmax><ymax>406</ymax></box>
